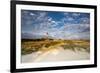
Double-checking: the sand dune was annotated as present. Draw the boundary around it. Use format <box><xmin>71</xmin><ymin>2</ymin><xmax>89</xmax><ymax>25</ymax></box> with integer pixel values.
<box><xmin>22</xmin><ymin>47</ymin><xmax>90</xmax><ymax>63</ymax></box>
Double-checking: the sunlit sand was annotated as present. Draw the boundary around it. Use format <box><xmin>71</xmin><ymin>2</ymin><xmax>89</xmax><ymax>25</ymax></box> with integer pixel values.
<box><xmin>22</xmin><ymin>46</ymin><xmax>90</xmax><ymax>63</ymax></box>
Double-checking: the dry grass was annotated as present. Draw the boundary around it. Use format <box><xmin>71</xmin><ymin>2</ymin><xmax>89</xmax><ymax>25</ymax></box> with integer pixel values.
<box><xmin>21</xmin><ymin>39</ymin><xmax>90</xmax><ymax>55</ymax></box>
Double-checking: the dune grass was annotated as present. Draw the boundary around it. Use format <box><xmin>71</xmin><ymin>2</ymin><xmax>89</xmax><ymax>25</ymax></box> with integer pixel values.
<box><xmin>21</xmin><ymin>39</ymin><xmax>90</xmax><ymax>55</ymax></box>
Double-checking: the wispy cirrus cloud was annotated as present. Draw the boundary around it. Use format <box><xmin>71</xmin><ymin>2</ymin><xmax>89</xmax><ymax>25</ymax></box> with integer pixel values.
<box><xmin>21</xmin><ymin>10</ymin><xmax>90</xmax><ymax>40</ymax></box>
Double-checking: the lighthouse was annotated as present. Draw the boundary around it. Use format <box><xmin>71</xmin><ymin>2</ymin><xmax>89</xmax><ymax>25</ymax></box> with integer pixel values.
<box><xmin>46</xmin><ymin>32</ymin><xmax>49</xmax><ymax>39</ymax></box>
<box><xmin>46</xmin><ymin>32</ymin><xmax>48</xmax><ymax>36</ymax></box>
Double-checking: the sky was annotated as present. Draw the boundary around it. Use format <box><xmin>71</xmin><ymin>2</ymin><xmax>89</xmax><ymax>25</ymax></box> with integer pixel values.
<box><xmin>21</xmin><ymin>10</ymin><xmax>90</xmax><ymax>40</ymax></box>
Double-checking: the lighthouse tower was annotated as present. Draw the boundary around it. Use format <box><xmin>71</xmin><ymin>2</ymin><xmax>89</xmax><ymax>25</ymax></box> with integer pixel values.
<box><xmin>46</xmin><ymin>32</ymin><xmax>48</xmax><ymax>38</ymax></box>
<box><xmin>45</xmin><ymin>32</ymin><xmax>49</xmax><ymax>40</ymax></box>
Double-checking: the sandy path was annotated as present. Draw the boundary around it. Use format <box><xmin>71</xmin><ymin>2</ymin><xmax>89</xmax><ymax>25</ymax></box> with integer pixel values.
<box><xmin>22</xmin><ymin>47</ymin><xmax>90</xmax><ymax>63</ymax></box>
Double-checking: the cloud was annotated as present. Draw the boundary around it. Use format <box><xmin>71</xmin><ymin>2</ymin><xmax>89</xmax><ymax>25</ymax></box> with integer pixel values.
<box><xmin>54</xmin><ymin>23</ymin><xmax>90</xmax><ymax>39</ymax></box>
<box><xmin>30</xmin><ymin>12</ymin><xmax>35</xmax><ymax>16</ymax></box>
<box><xmin>62</xmin><ymin>23</ymin><xmax>90</xmax><ymax>33</ymax></box>
<box><xmin>79</xmin><ymin>17</ymin><xmax>90</xmax><ymax>24</ymax></box>
<box><xmin>21</xmin><ymin>10</ymin><xmax>90</xmax><ymax>40</ymax></box>
<box><xmin>36</xmin><ymin>12</ymin><xmax>47</xmax><ymax>21</ymax></box>
<box><xmin>63</xmin><ymin>12</ymin><xmax>90</xmax><ymax>24</ymax></box>
<box><xmin>64</xmin><ymin>12</ymin><xmax>80</xmax><ymax>17</ymax></box>
<box><xmin>67</xmin><ymin>17</ymin><xmax>74</xmax><ymax>21</ymax></box>
<box><xmin>72</xmin><ymin>13</ymin><xmax>80</xmax><ymax>16</ymax></box>
<box><xmin>63</xmin><ymin>13</ymin><xmax>69</xmax><ymax>16</ymax></box>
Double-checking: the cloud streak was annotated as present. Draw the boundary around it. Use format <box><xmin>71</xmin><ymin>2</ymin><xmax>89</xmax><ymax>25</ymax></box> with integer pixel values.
<box><xmin>21</xmin><ymin>10</ymin><xmax>90</xmax><ymax>40</ymax></box>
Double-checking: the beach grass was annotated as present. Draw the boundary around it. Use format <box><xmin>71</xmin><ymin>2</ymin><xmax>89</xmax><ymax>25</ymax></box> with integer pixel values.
<box><xmin>21</xmin><ymin>39</ymin><xmax>90</xmax><ymax>55</ymax></box>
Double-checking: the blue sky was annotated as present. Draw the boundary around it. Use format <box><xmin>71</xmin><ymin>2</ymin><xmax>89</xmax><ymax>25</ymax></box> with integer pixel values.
<box><xmin>21</xmin><ymin>10</ymin><xmax>90</xmax><ymax>39</ymax></box>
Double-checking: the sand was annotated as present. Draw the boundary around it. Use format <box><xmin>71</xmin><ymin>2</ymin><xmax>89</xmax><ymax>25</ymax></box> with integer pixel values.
<box><xmin>21</xmin><ymin>47</ymin><xmax>90</xmax><ymax>63</ymax></box>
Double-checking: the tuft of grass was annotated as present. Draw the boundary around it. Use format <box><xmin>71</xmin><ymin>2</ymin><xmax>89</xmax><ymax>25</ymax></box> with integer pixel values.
<box><xmin>21</xmin><ymin>47</ymin><xmax>39</xmax><ymax>55</ymax></box>
<box><xmin>21</xmin><ymin>39</ymin><xmax>90</xmax><ymax>55</ymax></box>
